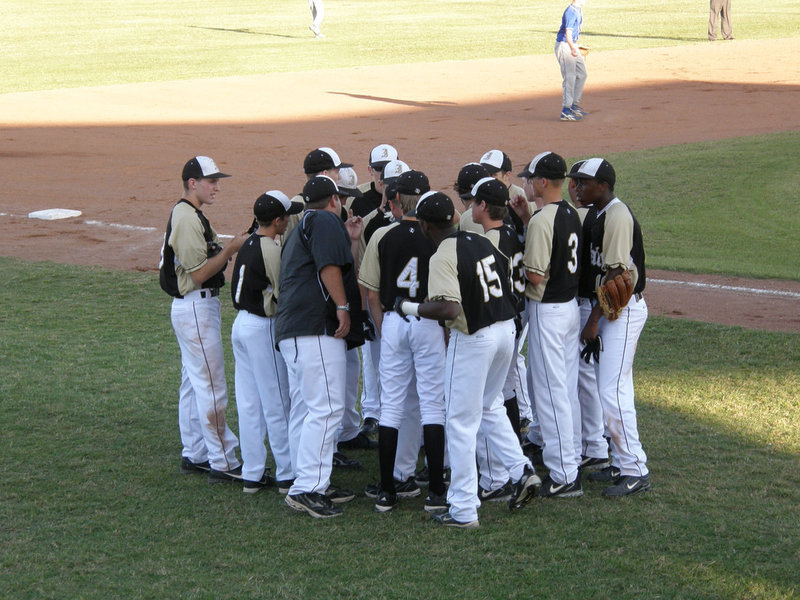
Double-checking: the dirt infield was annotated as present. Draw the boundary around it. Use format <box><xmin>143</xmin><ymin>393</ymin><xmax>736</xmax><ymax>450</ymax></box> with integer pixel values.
<box><xmin>1</xmin><ymin>38</ymin><xmax>798</xmax><ymax>332</ymax></box>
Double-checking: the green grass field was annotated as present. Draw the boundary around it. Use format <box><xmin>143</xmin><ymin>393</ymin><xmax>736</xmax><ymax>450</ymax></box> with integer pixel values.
<box><xmin>1</xmin><ymin>259</ymin><xmax>798</xmax><ymax>599</ymax></box>
<box><xmin>3</xmin><ymin>0</ymin><xmax>800</xmax><ymax>93</ymax></box>
<box><xmin>3</xmin><ymin>1</ymin><xmax>799</xmax><ymax>598</ymax></box>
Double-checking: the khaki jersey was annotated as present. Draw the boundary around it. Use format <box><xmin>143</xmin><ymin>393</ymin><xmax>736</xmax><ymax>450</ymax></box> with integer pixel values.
<box><xmin>169</xmin><ymin>201</ymin><xmax>219</xmax><ymax>297</ymax></box>
<box><xmin>597</xmin><ymin>199</ymin><xmax>640</xmax><ymax>289</ymax></box>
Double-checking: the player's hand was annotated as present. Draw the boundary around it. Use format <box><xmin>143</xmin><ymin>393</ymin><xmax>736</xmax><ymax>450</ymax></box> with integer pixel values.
<box><xmin>509</xmin><ymin>194</ymin><xmax>532</xmax><ymax>225</ymax></box>
<box><xmin>580</xmin><ymin>319</ymin><xmax>599</xmax><ymax>346</ymax></box>
<box><xmin>393</xmin><ymin>297</ymin><xmax>410</xmax><ymax>322</ymax></box>
<box><xmin>571</xmin><ymin>47</ymin><xmax>579</xmax><ymax>57</ymax></box>
<box><xmin>345</xmin><ymin>210</ymin><xmax>363</xmax><ymax>241</ymax></box>
<box><xmin>361</xmin><ymin>310</ymin><xmax>376</xmax><ymax>341</ymax></box>
<box><xmin>580</xmin><ymin>336</ymin><xmax>602</xmax><ymax>364</ymax></box>
<box><xmin>334</xmin><ymin>309</ymin><xmax>351</xmax><ymax>338</ymax></box>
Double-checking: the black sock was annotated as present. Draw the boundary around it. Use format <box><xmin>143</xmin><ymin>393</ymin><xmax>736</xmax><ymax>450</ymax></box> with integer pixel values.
<box><xmin>378</xmin><ymin>426</ymin><xmax>399</xmax><ymax>493</ymax></box>
<box><xmin>504</xmin><ymin>397</ymin><xmax>521</xmax><ymax>439</ymax></box>
<box><xmin>423</xmin><ymin>424</ymin><xmax>446</xmax><ymax>497</ymax></box>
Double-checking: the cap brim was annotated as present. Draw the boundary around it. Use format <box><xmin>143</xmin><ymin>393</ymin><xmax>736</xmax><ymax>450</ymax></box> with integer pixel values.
<box><xmin>209</xmin><ymin>172</ymin><xmax>231</xmax><ymax>178</ymax></box>
<box><xmin>286</xmin><ymin>201</ymin><xmax>304</xmax><ymax>215</ymax></box>
<box><xmin>336</xmin><ymin>187</ymin><xmax>362</xmax><ymax>198</ymax></box>
<box><xmin>458</xmin><ymin>191</ymin><xmax>474</xmax><ymax>199</ymax></box>
<box><xmin>369</xmin><ymin>161</ymin><xmax>390</xmax><ymax>170</ymax></box>
<box><xmin>336</xmin><ymin>162</ymin><xmax>354</xmax><ymax>170</ymax></box>
<box><xmin>517</xmin><ymin>169</ymin><xmax>532</xmax><ymax>178</ymax></box>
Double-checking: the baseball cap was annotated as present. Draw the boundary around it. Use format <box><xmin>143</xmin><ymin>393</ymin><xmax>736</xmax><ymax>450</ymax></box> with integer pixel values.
<box><xmin>336</xmin><ymin>167</ymin><xmax>363</xmax><ymax>198</ymax></box>
<box><xmin>416</xmin><ymin>191</ymin><xmax>455</xmax><ymax>223</ymax></box>
<box><xmin>303</xmin><ymin>147</ymin><xmax>353</xmax><ymax>174</ymax></box>
<box><xmin>182</xmin><ymin>156</ymin><xmax>231</xmax><ymax>181</ymax></box>
<box><xmin>254</xmin><ymin>190</ymin><xmax>303</xmax><ymax>222</ymax></box>
<box><xmin>369</xmin><ymin>144</ymin><xmax>399</xmax><ymax>170</ymax></box>
<box><xmin>479</xmin><ymin>149</ymin><xmax>512</xmax><ymax>174</ymax></box>
<box><xmin>569</xmin><ymin>160</ymin><xmax>587</xmax><ymax>177</ymax></box>
<box><xmin>566</xmin><ymin>157</ymin><xmax>616</xmax><ymax>188</ymax></box>
<box><xmin>471</xmin><ymin>177</ymin><xmax>510</xmax><ymax>207</ymax></box>
<box><xmin>380</xmin><ymin>159</ymin><xmax>411</xmax><ymax>183</ymax></box>
<box><xmin>517</xmin><ymin>151</ymin><xmax>568</xmax><ymax>180</ymax></box>
<box><xmin>395</xmin><ymin>170</ymin><xmax>430</xmax><ymax>196</ymax></box>
<box><xmin>302</xmin><ymin>175</ymin><xmax>341</xmax><ymax>203</ymax></box>
<box><xmin>455</xmin><ymin>163</ymin><xmax>490</xmax><ymax>199</ymax></box>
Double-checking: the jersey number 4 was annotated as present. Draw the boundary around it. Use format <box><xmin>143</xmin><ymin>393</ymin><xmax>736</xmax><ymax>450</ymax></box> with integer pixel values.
<box><xmin>476</xmin><ymin>255</ymin><xmax>503</xmax><ymax>302</ymax></box>
<box><xmin>396</xmin><ymin>257</ymin><xmax>420</xmax><ymax>298</ymax></box>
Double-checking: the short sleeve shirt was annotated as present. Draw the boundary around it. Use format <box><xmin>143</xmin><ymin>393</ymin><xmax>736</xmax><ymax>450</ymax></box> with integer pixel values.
<box><xmin>230</xmin><ymin>233</ymin><xmax>282</xmax><ymax>317</ymax></box>
<box><xmin>274</xmin><ymin>209</ymin><xmax>357</xmax><ymax>343</ymax></box>
<box><xmin>556</xmin><ymin>4</ymin><xmax>582</xmax><ymax>43</ymax></box>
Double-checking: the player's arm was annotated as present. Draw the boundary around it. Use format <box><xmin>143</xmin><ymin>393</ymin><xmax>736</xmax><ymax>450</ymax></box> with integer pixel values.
<box><xmin>189</xmin><ymin>232</ymin><xmax>248</xmax><ymax>286</ymax></box>
<box><xmin>565</xmin><ymin>28</ymin><xmax>578</xmax><ymax>56</ymax></box>
<box><xmin>319</xmin><ymin>264</ymin><xmax>350</xmax><ymax>338</ymax></box>
<box><xmin>367</xmin><ymin>290</ymin><xmax>384</xmax><ymax>336</ymax></box>
<box><xmin>397</xmin><ymin>298</ymin><xmax>460</xmax><ymax>322</ymax></box>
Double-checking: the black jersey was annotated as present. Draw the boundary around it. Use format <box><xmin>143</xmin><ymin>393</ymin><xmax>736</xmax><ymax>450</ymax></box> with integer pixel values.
<box><xmin>350</xmin><ymin>183</ymin><xmax>383</xmax><ymax>218</ymax></box>
<box><xmin>523</xmin><ymin>200</ymin><xmax>582</xmax><ymax>303</ymax></box>
<box><xmin>230</xmin><ymin>233</ymin><xmax>282</xmax><ymax>317</ymax></box>
<box><xmin>428</xmin><ymin>231</ymin><xmax>517</xmax><ymax>335</ymax></box>
<box><xmin>586</xmin><ymin>199</ymin><xmax>646</xmax><ymax>294</ymax></box>
<box><xmin>578</xmin><ymin>207</ymin><xmax>598</xmax><ymax>298</ymax></box>
<box><xmin>372</xmin><ymin>221</ymin><xmax>436</xmax><ymax>310</ymax></box>
<box><xmin>484</xmin><ymin>224</ymin><xmax>526</xmax><ymax>316</ymax></box>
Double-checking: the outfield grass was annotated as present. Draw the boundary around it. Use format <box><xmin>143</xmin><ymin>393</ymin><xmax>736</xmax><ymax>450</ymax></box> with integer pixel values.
<box><xmin>579</xmin><ymin>130</ymin><xmax>800</xmax><ymax>280</ymax></box>
<box><xmin>3</xmin><ymin>0</ymin><xmax>799</xmax><ymax>93</ymax></box>
<box><xmin>1</xmin><ymin>258</ymin><xmax>798</xmax><ymax>599</ymax></box>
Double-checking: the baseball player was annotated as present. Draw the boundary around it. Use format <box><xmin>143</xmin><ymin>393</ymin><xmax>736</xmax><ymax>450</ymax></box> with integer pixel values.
<box><xmin>456</xmin><ymin>163</ymin><xmax>489</xmax><ymax>235</ymax></box>
<box><xmin>556</xmin><ymin>0</ymin><xmax>588</xmax><ymax>121</ymax></box>
<box><xmin>469</xmin><ymin>177</ymin><xmax>528</xmax><ymax>502</ymax></box>
<box><xmin>569</xmin><ymin>161</ymin><xmax>610</xmax><ymax>471</ymax></box>
<box><xmin>275</xmin><ymin>175</ymin><xmax>365</xmax><ymax>518</ymax></box>
<box><xmin>230</xmin><ymin>191</ymin><xmax>303</xmax><ymax>494</ymax></box>
<box><xmin>479</xmin><ymin>149</ymin><xmax>535</xmax><ymax>431</ymax></box>
<box><xmin>396</xmin><ymin>191</ymin><xmax>540</xmax><ymax>528</ymax></box>
<box><xmin>308</xmin><ymin>0</ymin><xmax>325</xmax><ymax>38</ymax></box>
<box><xmin>160</xmin><ymin>156</ymin><xmax>245</xmax><ymax>482</ymax></box>
<box><xmin>569</xmin><ymin>158</ymin><xmax>651</xmax><ymax>497</ymax></box>
<box><xmin>359</xmin><ymin>170</ymin><xmax>449</xmax><ymax>513</ymax></box>
<box><xmin>351</xmin><ymin>144</ymin><xmax>399</xmax><ymax>218</ymax></box>
<box><xmin>513</xmin><ymin>151</ymin><xmax>584</xmax><ymax>499</ymax></box>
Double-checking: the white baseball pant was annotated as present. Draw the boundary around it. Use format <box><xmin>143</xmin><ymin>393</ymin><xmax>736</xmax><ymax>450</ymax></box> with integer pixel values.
<box><xmin>445</xmin><ymin>320</ymin><xmax>530</xmax><ymax>523</ymax></box>
<box><xmin>280</xmin><ymin>335</ymin><xmax>347</xmax><ymax>495</ymax></box>
<box><xmin>231</xmin><ymin>311</ymin><xmax>293</xmax><ymax>483</ymax></box>
<box><xmin>596</xmin><ymin>296</ymin><xmax>649</xmax><ymax>477</ymax></box>
<box><xmin>171</xmin><ymin>292</ymin><xmax>240</xmax><ymax>471</ymax></box>
<box><xmin>578</xmin><ymin>298</ymin><xmax>608</xmax><ymax>460</ymax></box>
<box><xmin>527</xmin><ymin>298</ymin><xmax>581</xmax><ymax>485</ymax></box>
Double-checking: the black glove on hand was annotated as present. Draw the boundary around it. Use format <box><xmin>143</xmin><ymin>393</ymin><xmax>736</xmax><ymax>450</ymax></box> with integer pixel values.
<box><xmin>580</xmin><ymin>336</ymin><xmax>603</xmax><ymax>364</ymax></box>
<box><xmin>393</xmin><ymin>297</ymin><xmax>410</xmax><ymax>322</ymax></box>
<box><xmin>361</xmin><ymin>311</ymin><xmax>376</xmax><ymax>341</ymax></box>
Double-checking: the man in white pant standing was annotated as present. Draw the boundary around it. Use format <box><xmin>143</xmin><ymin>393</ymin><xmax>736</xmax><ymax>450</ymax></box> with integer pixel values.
<box><xmin>570</xmin><ymin>158</ymin><xmax>651</xmax><ymax>497</ymax></box>
<box><xmin>160</xmin><ymin>156</ymin><xmax>246</xmax><ymax>483</ymax></box>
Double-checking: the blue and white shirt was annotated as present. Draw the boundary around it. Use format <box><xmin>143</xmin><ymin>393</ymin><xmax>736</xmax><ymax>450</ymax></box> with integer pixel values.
<box><xmin>556</xmin><ymin>4</ymin><xmax>582</xmax><ymax>43</ymax></box>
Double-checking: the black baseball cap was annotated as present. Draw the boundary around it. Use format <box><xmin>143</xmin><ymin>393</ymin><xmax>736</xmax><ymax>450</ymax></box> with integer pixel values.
<box><xmin>182</xmin><ymin>156</ymin><xmax>231</xmax><ymax>181</ymax></box>
<box><xmin>302</xmin><ymin>175</ymin><xmax>341</xmax><ymax>203</ymax></box>
<box><xmin>455</xmin><ymin>163</ymin><xmax>489</xmax><ymax>199</ymax></box>
<box><xmin>416</xmin><ymin>191</ymin><xmax>454</xmax><ymax>223</ymax></box>
<box><xmin>303</xmin><ymin>147</ymin><xmax>353</xmax><ymax>174</ymax></box>
<box><xmin>254</xmin><ymin>191</ymin><xmax>303</xmax><ymax>222</ymax></box>
<box><xmin>566</xmin><ymin>157</ymin><xmax>616</xmax><ymax>188</ymax></box>
<box><xmin>471</xmin><ymin>177</ymin><xmax>510</xmax><ymax>207</ymax></box>
<box><xmin>517</xmin><ymin>151</ymin><xmax>567</xmax><ymax>180</ymax></box>
<box><xmin>479</xmin><ymin>149</ymin><xmax>512</xmax><ymax>174</ymax></box>
<box><xmin>395</xmin><ymin>170</ymin><xmax>430</xmax><ymax>196</ymax></box>
<box><xmin>568</xmin><ymin>160</ymin><xmax>587</xmax><ymax>177</ymax></box>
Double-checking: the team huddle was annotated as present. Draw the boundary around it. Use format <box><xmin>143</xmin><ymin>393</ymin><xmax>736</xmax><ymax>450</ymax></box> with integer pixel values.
<box><xmin>160</xmin><ymin>144</ymin><xmax>651</xmax><ymax>528</ymax></box>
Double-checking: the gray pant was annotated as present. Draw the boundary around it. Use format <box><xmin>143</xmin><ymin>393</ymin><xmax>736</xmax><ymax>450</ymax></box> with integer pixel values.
<box><xmin>708</xmin><ymin>0</ymin><xmax>733</xmax><ymax>41</ymax></box>
<box><xmin>555</xmin><ymin>41</ymin><xmax>587</xmax><ymax>110</ymax></box>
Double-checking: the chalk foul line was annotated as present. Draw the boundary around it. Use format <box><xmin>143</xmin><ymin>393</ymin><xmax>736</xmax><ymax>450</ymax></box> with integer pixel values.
<box><xmin>649</xmin><ymin>278</ymin><xmax>800</xmax><ymax>300</ymax></box>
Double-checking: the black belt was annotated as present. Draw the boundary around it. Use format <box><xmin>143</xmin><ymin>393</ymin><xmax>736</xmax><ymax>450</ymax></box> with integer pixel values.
<box><xmin>200</xmin><ymin>288</ymin><xmax>219</xmax><ymax>298</ymax></box>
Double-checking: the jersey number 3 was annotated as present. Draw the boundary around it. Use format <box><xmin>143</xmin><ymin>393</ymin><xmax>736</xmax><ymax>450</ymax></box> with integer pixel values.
<box><xmin>567</xmin><ymin>233</ymin><xmax>579</xmax><ymax>274</ymax></box>
<box><xmin>476</xmin><ymin>255</ymin><xmax>503</xmax><ymax>302</ymax></box>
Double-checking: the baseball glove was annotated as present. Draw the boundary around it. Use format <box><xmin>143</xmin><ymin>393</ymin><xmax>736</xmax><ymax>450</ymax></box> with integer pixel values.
<box><xmin>578</xmin><ymin>45</ymin><xmax>589</xmax><ymax>57</ymax></box>
<box><xmin>596</xmin><ymin>271</ymin><xmax>634</xmax><ymax>321</ymax></box>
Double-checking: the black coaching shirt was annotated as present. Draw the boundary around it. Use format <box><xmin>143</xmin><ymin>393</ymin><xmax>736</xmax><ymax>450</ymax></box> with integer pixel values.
<box><xmin>358</xmin><ymin>220</ymin><xmax>436</xmax><ymax>310</ymax></box>
<box><xmin>523</xmin><ymin>200</ymin><xmax>582</xmax><ymax>303</ymax></box>
<box><xmin>428</xmin><ymin>231</ymin><xmax>517</xmax><ymax>335</ymax></box>
<box><xmin>586</xmin><ymin>198</ymin><xmax>646</xmax><ymax>294</ymax></box>
<box><xmin>230</xmin><ymin>233</ymin><xmax>282</xmax><ymax>317</ymax></box>
<box><xmin>274</xmin><ymin>209</ymin><xmax>363</xmax><ymax>348</ymax></box>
